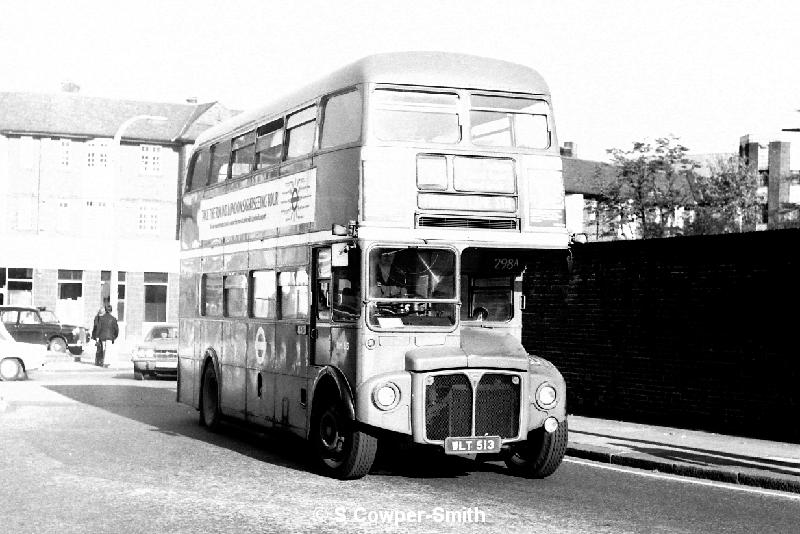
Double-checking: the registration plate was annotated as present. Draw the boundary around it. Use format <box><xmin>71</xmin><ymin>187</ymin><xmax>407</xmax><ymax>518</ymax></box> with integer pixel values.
<box><xmin>444</xmin><ymin>436</ymin><xmax>501</xmax><ymax>455</ymax></box>
<box><xmin>156</xmin><ymin>361</ymin><xmax>178</xmax><ymax>369</ymax></box>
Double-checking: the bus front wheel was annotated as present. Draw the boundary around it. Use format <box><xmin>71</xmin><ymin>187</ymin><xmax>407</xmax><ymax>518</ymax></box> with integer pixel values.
<box><xmin>312</xmin><ymin>400</ymin><xmax>377</xmax><ymax>480</ymax></box>
<box><xmin>505</xmin><ymin>419</ymin><xmax>568</xmax><ymax>478</ymax></box>
<box><xmin>199</xmin><ymin>363</ymin><xmax>221</xmax><ymax>431</ymax></box>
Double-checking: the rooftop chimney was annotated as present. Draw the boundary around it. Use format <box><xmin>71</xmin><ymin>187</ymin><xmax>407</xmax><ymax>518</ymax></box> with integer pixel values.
<box><xmin>60</xmin><ymin>81</ymin><xmax>81</xmax><ymax>93</ymax></box>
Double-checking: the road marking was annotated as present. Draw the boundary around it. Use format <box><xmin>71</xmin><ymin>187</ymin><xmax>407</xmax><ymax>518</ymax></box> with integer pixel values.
<box><xmin>565</xmin><ymin>458</ymin><xmax>800</xmax><ymax>501</ymax></box>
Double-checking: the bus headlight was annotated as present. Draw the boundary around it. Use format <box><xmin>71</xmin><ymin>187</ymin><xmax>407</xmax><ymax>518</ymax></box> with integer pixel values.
<box><xmin>536</xmin><ymin>383</ymin><xmax>557</xmax><ymax>409</ymax></box>
<box><xmin>372</xmin><ymin>382</ymin><xmax>400</xmax><ymax>411</ymax></box>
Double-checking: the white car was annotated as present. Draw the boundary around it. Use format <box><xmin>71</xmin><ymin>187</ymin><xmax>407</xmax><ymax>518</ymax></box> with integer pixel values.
<box><xmin>0</xmin><ymin>320</ymin><xmax>48</xmax><ymax>381</ymax></box>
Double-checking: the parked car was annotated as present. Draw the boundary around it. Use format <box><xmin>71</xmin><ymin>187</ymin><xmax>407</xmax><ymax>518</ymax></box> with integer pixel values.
<box><xmin>0</xmin><ymin>305</ymin><xmax>87</xmax><ymax>354</ymax></box>
<box><xmin>132</xmin><ymin>323</ymin><xmax>178</xmax><ymax>380</ymax></box>
<box><xmin>0</xmin><ymin>321</ymin><xmax>47</xmax><ymax>381</ymax></box>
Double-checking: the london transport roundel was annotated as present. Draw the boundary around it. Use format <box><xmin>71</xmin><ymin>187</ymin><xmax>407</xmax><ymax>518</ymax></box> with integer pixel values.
<box><xmin>255</xmin><ymin>327</ymin><xmax>267</xmax><ymax>362</ymax></box>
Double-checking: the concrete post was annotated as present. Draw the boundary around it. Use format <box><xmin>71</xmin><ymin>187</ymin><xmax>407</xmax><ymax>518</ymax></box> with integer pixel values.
<box><xmin>767</xmin><ymin>141</ymin><xmax>791</xmax><ymax>228</ymax></box>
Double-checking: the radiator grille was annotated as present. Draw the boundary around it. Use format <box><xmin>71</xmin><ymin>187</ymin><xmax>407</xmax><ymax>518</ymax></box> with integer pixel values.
<box><xmin>475</xmin><ymin>373</ymin><xmax>520</xmax><ymax>438</ymax></box>
<box><xmin>424</xmin><ymin>372</ymin><xmax>521</xmax><ymax>441</ymax></box>
<box><xmin>425</xmin><ymin>374</ymin><xmax>472</xmax><ymax>440</ymax></box>
<box><xmin>417</xmin><ymin>216</ymin><xmax>518</xmax><ymax>230</ymax></box>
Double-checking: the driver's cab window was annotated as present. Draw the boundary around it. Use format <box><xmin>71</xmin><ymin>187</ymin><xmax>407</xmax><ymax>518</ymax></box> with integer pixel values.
<box><xmin>333</xmin><ymin>247</ymin><xmax>360</xmax><ymax>322</ymax></box>
<box><xmin>315</xmin><ymin>246</ymin><xmax>361</xmax><ymax>323</ymax></box>
<box><xmin>315</xmin><ymin>249</ymin><xmax>332</xmax><ymax>321</ymax></box>
<box><xmin>460</xmin><ymin>275</ymin><xmax>513</xmax><ymax>322</ymax></box>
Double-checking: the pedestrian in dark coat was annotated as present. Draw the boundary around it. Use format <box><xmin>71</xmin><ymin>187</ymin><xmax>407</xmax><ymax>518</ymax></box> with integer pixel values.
<box><xmin>92</xmin><ymin>305</ymin><xmax>119</xmax><ymax>367</ymax></box>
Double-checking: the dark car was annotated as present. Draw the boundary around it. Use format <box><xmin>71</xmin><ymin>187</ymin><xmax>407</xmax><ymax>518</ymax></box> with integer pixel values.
<box><xmin>0</xmin><ymin>305</ymin><xmax>87</xmax><ymax>354</ymax></box>
<box><xmin>131</xmin><ymin>323</ymin><xmax>178</xmax><ymax>380</ymax></box>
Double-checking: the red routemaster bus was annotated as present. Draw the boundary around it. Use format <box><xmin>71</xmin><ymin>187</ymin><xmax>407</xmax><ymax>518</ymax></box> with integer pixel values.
<box><xmin>178</xmin><ymin>52</ymin><xmax>569</xmax><ymax>479</ymax></box>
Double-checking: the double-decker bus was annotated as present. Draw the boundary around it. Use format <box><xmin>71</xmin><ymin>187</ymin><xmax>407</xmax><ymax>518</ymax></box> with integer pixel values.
<box><xmin>178</xmin><ymin>52</ymin><xmax>569</xmax><ymax>479</ymax></box>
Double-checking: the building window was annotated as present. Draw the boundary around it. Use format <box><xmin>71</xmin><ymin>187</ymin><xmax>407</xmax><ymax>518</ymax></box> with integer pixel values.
<box><xmin>58</xmin><ymin>269</ymin><xmax>83</xmax><ymax>300</ymax></box>
<box><xmin>138</xmin><ymin>204</ymin><xmax>159</xmax><ymax>234</ymax></box>
<box><xmin>117</xmin><ymin>271</ymin><xmax>126</xmax><ymax>321</ymax></box>
<box><xmin>86</xmin><ymin>140</ymin><xmax>109</xmax><ymax>168</ymax></box>
<box><xmin>12</xmin><ymin>197</ymin><xmax>36</xmax><ymax>231</ymax></box>
<box><xmin>144</xmin><ymin>272</ymin><xmax>168</xmax><ymax>322</ymax></box>
<box><xmin>1</xmin><ymin>267</ymin><xmax>34</xmax><ymax>306</ymax></box>
<box><xmin>140</xmin><ymin>145</ymin><xmax>162</xmax><ymax>175</ymax></box>
<box><xmin>60</xmin><ymin>139</ymin><xmax>71</xmax><ymax>168</ymax></box>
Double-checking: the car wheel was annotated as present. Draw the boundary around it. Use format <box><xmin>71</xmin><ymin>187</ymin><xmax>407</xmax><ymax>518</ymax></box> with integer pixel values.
<box><xmin>200</xmin><ymin>362</ymin><xmax>221</xmax><ymax>431</ymax></box>
<box><xmin>505</xmin><ymin>419</ymin><xmax>568</xmax><ymax>478</ymax></box>
<box><xmin>134</xmin><ymin>370</ymin><xmax>145</xmax><ymax>381</ymax></box>
<box><xmin>48</xmin><ymin>337</ymin><xmax>68</xmax><ymax>353</ymax></box>
<box><xmin>0</xmin><ymin>358</ymin><xmax>24</xmax><ymax>381</ymax></box>
<box><xmin>312</xmin><ymin>398</ymin><xmax>377</xmax><ymax>480</ymax></box>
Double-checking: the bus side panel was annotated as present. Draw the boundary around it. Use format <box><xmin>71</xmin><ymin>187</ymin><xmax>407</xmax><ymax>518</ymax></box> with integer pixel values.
<box><xmin>200</xmin><ymin>319</ymin><xmax>222</xmax><ymax>392</ymax></box>
<box><xmin>177</xmin><ymin>318</ymin><xmax>197</xmax><ymax>408</ymax></box>
<box><xmin>275</xmin><ymin>321</ymin><xmax>309</xmax><ymax>429</ymax></box>
<box><xmin>328</xmin><ymin>326</ymin><xmax>357</xmax><ymax>387</ymax></box>
<box><xmin>178</xmin><ymin>259</ymin><xmax>201</xmax><ymax>408</ymax></box>
<box><xmin>245</xmin><ymin>321</ymin><xmax>276</xmax><ymax>425</ymax></box>
<box><xmin>220</xmin><ymin>320</ymin><xmax>247</xmax><ymax>419</ymax></box>
<box><xmin>313</xmin><ymin>148</ymin><xmax>360</xmax><ymax>231</ymax></box>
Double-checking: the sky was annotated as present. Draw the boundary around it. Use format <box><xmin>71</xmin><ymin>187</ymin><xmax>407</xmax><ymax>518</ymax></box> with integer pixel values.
<box><xmin>1</xmin><ymin>0</ymin><xmax>799</xmax><ymax>163</ymax></box>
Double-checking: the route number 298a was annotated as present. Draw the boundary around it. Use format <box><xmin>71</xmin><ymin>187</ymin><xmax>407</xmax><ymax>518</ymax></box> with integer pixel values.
<box><xmin>494</xmin><ymin>258</ymin><xmax>520</xmax><ymax>270</ymax></box>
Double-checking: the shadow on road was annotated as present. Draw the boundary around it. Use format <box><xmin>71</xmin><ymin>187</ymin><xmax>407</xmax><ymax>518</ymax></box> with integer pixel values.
<box><xmin>44</xmin><ymin>382</ymin><xmax>505</xmax><ymax>480</ymax></box>
<box><xmin>45</xmin><ymin>383</ymin><xmax>317</xmax><ymax>476</ymax></box>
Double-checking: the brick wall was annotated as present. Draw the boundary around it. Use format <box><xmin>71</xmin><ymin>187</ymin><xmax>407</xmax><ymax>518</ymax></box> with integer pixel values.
<box><xmin>522</xmin><ymin>229</ymin><xmax>800</xmax><ymax>443</ymax></box>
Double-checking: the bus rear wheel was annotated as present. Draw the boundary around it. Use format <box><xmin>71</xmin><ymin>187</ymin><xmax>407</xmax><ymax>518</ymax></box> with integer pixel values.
<box><xmin>312</xmin><ymin>401</ymin><xmax>377</xmax><ymax>480</ymax></box>
<box><xmin>200</xmin><ymin>363</ymin><xmax>221</xmax><ymax>431</ymax></box>
<box><xmin>505</xmin><ymin>419</ymin><xmax>568</xmax><ymax>478</ymax></box>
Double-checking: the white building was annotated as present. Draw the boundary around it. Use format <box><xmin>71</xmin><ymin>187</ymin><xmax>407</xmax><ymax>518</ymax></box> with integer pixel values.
<box><xmin>0</xmin><ymin>91</ymin><xmax>236</xmax><ymax>340</ymax></box>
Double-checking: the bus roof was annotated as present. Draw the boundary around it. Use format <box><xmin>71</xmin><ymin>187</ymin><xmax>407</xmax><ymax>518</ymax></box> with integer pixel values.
<box><xmin>195</xmin><ymin>51</ymin><xmax>550</xmax><ymax>148</ymax></box>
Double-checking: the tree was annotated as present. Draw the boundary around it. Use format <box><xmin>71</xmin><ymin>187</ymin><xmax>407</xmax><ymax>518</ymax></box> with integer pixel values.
<box><xmin>685</xmin><ymin>155</ymin><xmax>761</xmax><ymax>235</ymax></box>
<box><xmin>599</xmin><ymin>136</ymin><xmax>696</xmax><ymax>239</ymax></box>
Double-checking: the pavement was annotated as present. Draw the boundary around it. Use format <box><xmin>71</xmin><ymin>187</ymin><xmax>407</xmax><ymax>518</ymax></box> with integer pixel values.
<box><xmin>26</xmin><ymin>351</ymin><xmax>800</xmax><ymax>494</ymax></box>
<box><xmin>567</xmin><ymin>416</ymin><xmax>800</xmax><ymax>494</ymax></box>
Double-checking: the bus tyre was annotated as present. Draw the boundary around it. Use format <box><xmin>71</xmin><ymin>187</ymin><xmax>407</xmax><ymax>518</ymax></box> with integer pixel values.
<box><xmin>200</xmin><ymin>363</ymin><xmax>221</xmax><ymax>431</ymax></box>
<box><xmin>312</xmin><ymin>401</ymin><xmax>377</xmax><ymax>480</ymax></box>
<box><xmin>505</xmin><ymin>419</ymin><xmax>568</xmax><ymax>478</ymax></box>
<box><xmin>0</xmin><ymin>358</ymin><xmax>25</xmax><ymax>381</ymax></box>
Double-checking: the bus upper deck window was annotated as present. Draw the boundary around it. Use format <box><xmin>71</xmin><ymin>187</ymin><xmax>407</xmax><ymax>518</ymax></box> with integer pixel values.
<box><xmin>286</xmin><ymin>106</ymin><xmax>317</xmax><ymax>159</ymax></box>
<box><xmin>230</xmin><ymin>131</ymin><xmax>256</xmax><ymax>179</ymax></box>
<box><xmin>210</xmin><ymin>140</ymin><xmax>232</xmax><ymax>183</ymax></box>
<box><xmin>371</xmin><ymin>89</ymin><xmax>460</xmax><ymax>144</ymax></box>
<box><xmin>320</xmin><ymin>89</ymin><xmax>362</xmax><ymax>149</ymax></box>
<box><xmin>256</xmin><ymin>119</ymin><xmax>284</xmax><ymax>168</ymax></box>
<box><xmin>469</xmin><ymin>95</ymin><xmax>550</xmax><ymax>149</ymax></box>
<box><xmin>188</xmin><ymin>149</ymin><xmax>211</xmax><ymax>191</ymax></box>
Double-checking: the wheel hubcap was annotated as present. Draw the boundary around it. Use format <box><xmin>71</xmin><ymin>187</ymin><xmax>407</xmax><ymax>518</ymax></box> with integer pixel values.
<box><xmin>320</xmin><ymin>411</ymin><xmax>344</xmax><ymax>454</ymax></box>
